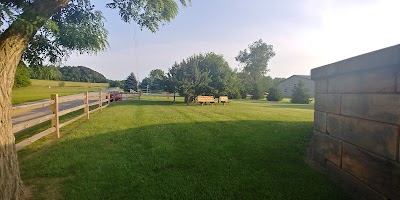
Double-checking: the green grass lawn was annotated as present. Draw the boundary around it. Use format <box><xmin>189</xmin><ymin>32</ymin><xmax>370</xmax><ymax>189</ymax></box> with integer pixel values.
<box><xmin>18</xmin><ymin>96</ymin><xmax>350</xmax><ymax>199</ymax></box>
<box><xmin>12</xmin><ymin>79</ymin><xmax>109</xmax><ymax>105</ymax></box>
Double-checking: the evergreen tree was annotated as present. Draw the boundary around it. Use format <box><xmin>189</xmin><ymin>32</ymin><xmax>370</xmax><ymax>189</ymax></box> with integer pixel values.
<box><xmin>267</xmin><ymin>87</ymin><xmax>282</xmax><ymax>101</ymax></box>
<box><xmin>124</xmin><ymin>72</ymin><xmax>138</xmax><ymax>92</ymax></box>
<box><xmin>291</xmin><ymin>81</ymin><xmax>310</xmax><ymax>104</ymax></box>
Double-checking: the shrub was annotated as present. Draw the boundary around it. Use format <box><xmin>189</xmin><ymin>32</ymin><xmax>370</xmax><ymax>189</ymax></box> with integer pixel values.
<box><xmin>59</xmin><ymin>81</ymin><xmax>66</xmax><ymax>87</ymax></box>
<box><xmin>267</xmin><ymin>87</ymin><xmax>282</xmax><ymax>101</ymax></box>
<box><xmin>14</xmin><ymin>61</ymin><xmax>31</xmax><ymax>88</ymax></box>
<box><xmin>291</xmin><ymin>80</ymin><xmax>310</xmax><ymax>104</ymax></box>
<box><xmin>251</xmin><ymin>82</ymin><xmax>265</xmax><ymax>100</ymax></box>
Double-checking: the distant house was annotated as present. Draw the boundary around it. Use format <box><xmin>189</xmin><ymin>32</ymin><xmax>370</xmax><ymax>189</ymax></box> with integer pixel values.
<box><xmin>278</xmin><ymin>75</ymin><xmax>315</xmax><ymax>98</ymax></box>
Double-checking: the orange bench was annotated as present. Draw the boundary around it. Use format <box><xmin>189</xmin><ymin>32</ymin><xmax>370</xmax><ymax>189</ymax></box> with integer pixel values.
<box><xmin>196</xmin><ymin>96</ymin><xmax>215</xmax><ymax>106</ymax></box>
<box><xmin>219</xmin><ymin>96</ymin><xmax>230</xmax><ymax>105</ymax></box>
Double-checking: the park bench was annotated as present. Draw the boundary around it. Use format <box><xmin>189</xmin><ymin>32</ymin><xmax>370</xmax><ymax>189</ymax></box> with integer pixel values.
<box><xmin>219</xmin><ymin>96</ymin><xmax>230</xmax><ymax>105</ymax></box>
<box><xmin>196</xmin><ymin>96</ymin><xmax>215</xmax><ymax>106</ymax></box>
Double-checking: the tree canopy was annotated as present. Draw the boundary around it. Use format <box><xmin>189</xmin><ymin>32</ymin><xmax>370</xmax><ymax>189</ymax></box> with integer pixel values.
<box><xmin>236</xmin><ymin>39</ymin><xmax>275</xmax><ymax>76</ymax></box>
<box><xmin>236</xmin><ymin>39</ymin><xmax>275</xmax><ymax>99</ymax></box>
<box><xmin>0</xmin><ymin>0</ymin><xmax>191</xmax><ymax>66</ymax></box>
<box><xmin>59</xmin><ymin>66</ymin><xmax>108</xmax><ymax>83</ymax></box>
<box><xmin>166</xmin><ymin>52</ymin><xmax>241</xmax><ymax>102</ymax></box>
<box><xmin>0</xmin><ymin>1</ymin><xmax>191</xmax><ymax>199</ymax></box>
<box><xmin>140</xmin><ymin>69</ymin><xmax>166</xmax><ymax>91</ymax></box>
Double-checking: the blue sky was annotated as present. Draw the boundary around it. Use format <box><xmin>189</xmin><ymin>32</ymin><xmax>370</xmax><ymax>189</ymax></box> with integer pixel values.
<box><xmin>65</xmin><ymin>0</ymin><xmax>400</xmax><ymax>80</ymax></box>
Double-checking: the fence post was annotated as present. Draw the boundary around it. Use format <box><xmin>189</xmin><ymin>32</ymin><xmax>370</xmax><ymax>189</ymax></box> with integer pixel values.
<box><xmin>108</xmin><ymin>94</ymin><xmax>110</xmax><ymax>106</ymax></box>
<box><xmin>84</xmin><ymin>92</ymin><xmax>90</xmax><ymax>120</ymax></box>
<box><xmin>51</xmin><ymin>94</ymin><xmax>60</xmax><ymax>139</ymax></box>
<box><xmin>99</xmin><ymin>91</ymin><xmax>102</xmax><ymax>111</ymax></box>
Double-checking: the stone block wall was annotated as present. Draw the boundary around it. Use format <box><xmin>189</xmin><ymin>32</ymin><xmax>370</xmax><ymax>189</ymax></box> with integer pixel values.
<box><xmin>311</xmin><ymin>45</ymin><xmax>400</xmax><ymax>200</ymax></box>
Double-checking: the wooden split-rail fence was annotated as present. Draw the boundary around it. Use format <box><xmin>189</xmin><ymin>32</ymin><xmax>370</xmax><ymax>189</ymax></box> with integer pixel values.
<box><xmin>12</xmin><ymin>91</ymin><xmax>117</xmax><ymax>151</ymax></box>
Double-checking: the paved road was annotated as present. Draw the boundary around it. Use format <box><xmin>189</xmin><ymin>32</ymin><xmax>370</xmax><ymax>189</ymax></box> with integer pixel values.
<box><xmin>12</xmin><ymin>92</ymin><xmax>102</xmax><ymax>128</ymax></box>
<box><xmin>12</xmin><ymin>93</ymin><xmax>135</xmax><ymax>130</ymax></box>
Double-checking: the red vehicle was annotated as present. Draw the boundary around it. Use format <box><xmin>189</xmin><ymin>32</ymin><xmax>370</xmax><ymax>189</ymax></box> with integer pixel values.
<box><xmin>107</xmin><ymin>91</ymin><xmax>123</xmax><ymax>101</ymax></box>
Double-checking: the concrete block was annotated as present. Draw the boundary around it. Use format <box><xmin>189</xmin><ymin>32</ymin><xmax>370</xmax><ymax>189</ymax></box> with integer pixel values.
<box><xmin>325</xmin><ymin>161</ymin><xmax>387</xmax><ymax>200</ymax></box>
<box><xmin>327</xmin><ymin>114</ymin><xmax>399</xmax><ymax>161</ymax></box>
<box><xmin>341</xmin><ymin>94</ymin><xmax>400</xmax><ymax>125</ymax></box>
<box><xmin>315</xmin><ymin>79</ymin><xmax>328</xmax><ymax>94</ymax></box>
<box><xmin>342</xmin><ymin>143</ymin><xmax>400</xmax><ymax>200</ymax></box>
<box><xmin>311</xmin><ymin>44</ymin><xmax>400</xmax><ymax>79</ymax></box>
<box><xmin>314</xmin><ymin>111</ymin><xmax>327</xmax><ymax>133</ymax></box>
<box><xmin>315</xmin><ymin>94</ymin><xmax>341</xmax><ymax>114</ymax></box>
<box><xmin>313</xmin><ymin>152</ymin><xmax>326</xmax><ymax>167</ymax></box>
<box><xmin>313</xmin><ymin>131</ymin><xmax>342</xmax><ymax>167</ymax></box>
<box><xmin>397</xmin><ymin>72</ymin><xmax>400</xmax><ymax>92</ymax></box>
<box><xmin>328</xmin><ymin>68</ymin><xmax>397</xmax><ymax>93</ymax></box>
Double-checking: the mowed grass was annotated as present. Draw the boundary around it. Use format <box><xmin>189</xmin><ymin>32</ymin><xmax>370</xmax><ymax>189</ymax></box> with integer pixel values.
<box><xmin>12</xmin><ymin>79</ymin><xmax>109</xmax><ymax>105</ymax></box>
<box><xmin>18</xmin><ymin>96</ymin><xmax>350</xmax><ymax>200</ymax></box>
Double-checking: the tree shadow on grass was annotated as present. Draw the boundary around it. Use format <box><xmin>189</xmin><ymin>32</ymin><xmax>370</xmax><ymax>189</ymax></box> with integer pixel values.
<box><xmin>116</xmin><ymin>99</ymin><xmax>230</xmax><ymax>107</ymax></box>
<box><xmin>245</xmin><ymin>101</ymin><xmax>314</xmax><ymax>110</ymax></box>
<box><xmin>19</xmin><ymin>120</ymin><xmax>349</xmax><ymax>200</ymax></box>
<box><xmin>114</xmin><ymin>99</ymin><xmax>186</xmax><ymax>106</ymax></box>
<box><xmin>265</xmin><ymin>104</ymin><xmax>315</xmax><ymax>110</ymax></box>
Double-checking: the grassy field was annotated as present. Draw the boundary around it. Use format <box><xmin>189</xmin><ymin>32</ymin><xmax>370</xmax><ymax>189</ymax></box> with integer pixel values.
<box><xmin>18</xmin><ymin>96</ymin><xmax>350</xmax><ymax>199</ymax></box>
<box><xmin>12</xmin><ymin>79</ymin><xmax>109</xmax><ymax>105</ymax></box>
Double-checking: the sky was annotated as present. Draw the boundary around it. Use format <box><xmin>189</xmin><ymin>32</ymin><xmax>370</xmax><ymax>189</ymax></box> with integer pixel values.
<box><xmin>65</xmin><ymin>0</ymin><xmax>400</xmax><ymax>80</ymax></box>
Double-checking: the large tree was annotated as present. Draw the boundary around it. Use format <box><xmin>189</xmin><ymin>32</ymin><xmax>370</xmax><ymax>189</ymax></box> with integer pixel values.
<box><xmin>175</xmin><ymin>54</ymin><xmax>211</xmax><ymax>103</ymax></box>
<box><xmin>168</xmin><ymin>52</ymin><xmax>241</xmax><ymax>103</ymax></box>
<box><xmin>236</xmin><ymin>39</ymin><xmax>275</xmax><ymax>99</ymax></box>
<box><xmin>140</xmin><ymin>69</ymin><xmax>165</xmax><ymax>91</ymax></box>
<box><xmin>0</xmin><ymin>0</ymin><xmax>190</xmax><ymax>199</ymax></box>
<box><xmin>165</xmin><ymin>63</ymin><xmax>180</xmax><ymax>101</ymax></box>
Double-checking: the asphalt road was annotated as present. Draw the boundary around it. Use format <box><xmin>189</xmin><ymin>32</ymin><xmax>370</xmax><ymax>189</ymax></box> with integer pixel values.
<box><xmin>12</xmin><ymin>93</ymin><xmax>135</xmax><ymax>131</ymax></box>
<box><xmin>12</xmin><ymin>92</ymin><xmax>102</xmax><ymax>128</ymax></box>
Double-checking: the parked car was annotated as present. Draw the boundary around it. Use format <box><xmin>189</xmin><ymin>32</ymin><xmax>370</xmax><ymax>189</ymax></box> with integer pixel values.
<box><xmin>107</xmin><ymin>90</ymin><xmax>123</xmax><ymax>101</ymax></box>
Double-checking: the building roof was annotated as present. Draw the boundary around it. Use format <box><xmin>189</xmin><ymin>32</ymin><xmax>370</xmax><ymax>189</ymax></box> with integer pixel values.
<box><xmin>279</xmin><ymin>75</ymin><xmax>312</xmax><ymax>84</ymax></box>
<box><xmin>294</xmin><ymin>75</ymin><xmax>311</xmax><ymax>80</ymax></box>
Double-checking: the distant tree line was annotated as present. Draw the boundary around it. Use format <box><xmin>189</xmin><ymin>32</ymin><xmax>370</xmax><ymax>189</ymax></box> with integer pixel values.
<box><xmin>30</xmin><ymin>65</ymin><xmax>108</xmax><ymax>83</ymax></box>
<box><xmin>14</xmin><ymin>64</ymin><xmax>109</xmax><ymax>88</ymax></box>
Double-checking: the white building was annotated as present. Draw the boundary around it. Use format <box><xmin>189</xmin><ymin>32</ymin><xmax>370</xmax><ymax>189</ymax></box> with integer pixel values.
<box><xmin>278</xmin><ymin>75</ymin><xmax>315</xmax><ymax>98</ymax></box>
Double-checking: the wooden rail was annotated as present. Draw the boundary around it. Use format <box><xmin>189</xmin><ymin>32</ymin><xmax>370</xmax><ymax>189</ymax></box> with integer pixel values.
<box><xmin>12</xmin><ymin>91</ymin><xmax>116</xmax><ymax>151</ymax></box>
<box><xmin>58</xmin><ymin>94</ymin><xmax>85</xmax><ymax>103</ymax></box>
<box><xmin>13</xmin><ymin>114</ymin><xmax>55</xmax><ymax>133</ymax></box>
<box><xmin>12</xmin><ymin>100</ymin><xmax>54</xmax><ymax>114</ymax></box>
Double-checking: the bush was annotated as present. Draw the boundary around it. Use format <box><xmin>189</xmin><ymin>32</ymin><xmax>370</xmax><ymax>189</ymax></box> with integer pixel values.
<box><xmin>266</xmin><ymin>87</ymin><xmax>282</xmax><ymax>101</ymax></box>
<box><xmin>291</xmin><ymin>81</ymin><xmax>310</xmax><ymax>104</ymax></box>
<box><xmin>239</xmin><ymin>90</ymin><xmax>247</xmax><ymax>99</ymax></box>
<box><xmin>59</xmin><ymin>81</ymin><xmax>66</xmax><ymax>87</ymax></box>
<box><xmin>251</xmin><ymin>82</ymin><xmax>265</xmax><ymax>100</ymax></box>
<box><xmin>109</xmin><ymin>80</ymin><xmax>124</xmax><ymax>88</ymax></box>
<box><xmin>14</xmin><ymin>61</ymin><xmax>31</xmax><ymax>88</ymax></box>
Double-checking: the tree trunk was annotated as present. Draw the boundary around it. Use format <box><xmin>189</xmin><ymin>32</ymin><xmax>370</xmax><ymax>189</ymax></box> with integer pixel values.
<box><xmin>0</xmin><ymin>0</ymin><xmax>69</xmax><ymax>199</ymax></box>
<box><xmin>184</xmin><ymin>95</ymin><xmax>189</xmax><ymax>104</ymax></box>
<box><xmin>173</xmin><ymin>92</ymin><xmax>176</xmax><ymax>102</ymax></box>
